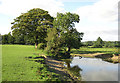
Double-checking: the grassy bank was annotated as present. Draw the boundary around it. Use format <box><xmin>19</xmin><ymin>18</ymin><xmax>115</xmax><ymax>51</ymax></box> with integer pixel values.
<box><xmin>71</xmin><ymin>47</ymin><xmax>119</xmax><ymax>54</ymax></box>
<box><xmin>71</xmin><ymin>47</ymin><xmax>120</xmax><ymax>63</ymax></box>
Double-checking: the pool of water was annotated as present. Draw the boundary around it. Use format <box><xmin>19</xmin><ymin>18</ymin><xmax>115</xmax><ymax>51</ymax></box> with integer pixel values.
<box><xmin>65</xmin><ymin>56</ymin><xmax>118</xmax><ymax>81</ymax></box>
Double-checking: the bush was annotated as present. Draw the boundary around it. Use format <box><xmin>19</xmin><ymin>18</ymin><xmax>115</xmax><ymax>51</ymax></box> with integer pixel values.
<box><xmin>38</xmin><ymin>43</ymin><xmax>46</xmax><ymax>50</ymax></box>
<box><xmin>93</xmin><ymin>44</ymin><xmax>103</xmax><ymax>48</ymax></box>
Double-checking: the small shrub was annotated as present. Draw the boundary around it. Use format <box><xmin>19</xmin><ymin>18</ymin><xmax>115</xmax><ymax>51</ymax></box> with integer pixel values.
<box><xmin>38</xmin><ymin>43</ymin><xmax>46</xmax><ymax>50</ymax></box>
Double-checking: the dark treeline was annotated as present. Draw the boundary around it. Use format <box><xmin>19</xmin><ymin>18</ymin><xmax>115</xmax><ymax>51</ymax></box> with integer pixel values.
<box><xmin>82</xmin><ymin>37</ymin><xmax>120</xmax><ymax>48</ymax></box>
<box><xmin>0</xmin><ymin>33</ymin><xmax>34</xmax><ymax>45</ymax></box>
<box><xmin>1</xmin><ymin>34</ymin><xmax>120</xmax><ymax>48</ymax></box>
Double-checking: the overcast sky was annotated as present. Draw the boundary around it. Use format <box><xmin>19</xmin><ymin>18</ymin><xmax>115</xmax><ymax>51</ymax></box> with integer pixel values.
<box><xmin>0</xmin><ymin>0</ymin><xmax>119</xmax><ymax>41</ymax></box>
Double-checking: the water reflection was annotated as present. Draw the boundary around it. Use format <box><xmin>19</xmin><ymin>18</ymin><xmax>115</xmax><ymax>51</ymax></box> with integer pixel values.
<box><xmin>63</xmin><ymin>58</ymin><xmax>82</xmax><ymax>77</ymax></box>
<box><xmin>69</xmin><ymin>65</ymin><xmax>82</xmax><ymax>77</ymax></box>
<box><xmin>70</xmin><ymin>56</ymin><xmax>118</xmax><ymax>81</ymax></box>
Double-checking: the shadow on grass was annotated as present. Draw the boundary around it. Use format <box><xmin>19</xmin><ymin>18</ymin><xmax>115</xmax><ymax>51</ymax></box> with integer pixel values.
<box><xmin>25</xmin><ymin>55</ymin><xmax>45</xmax><ymax>64</ymax></box>
<box><xmin>25</xmin><ymin>54</ymin><xmax>84</xmax><ymax>81</ymax></box>
<box><xmin>46</xmin><ymin>65</ymin><xmax>75</xmax><ymax>81</ymax></box>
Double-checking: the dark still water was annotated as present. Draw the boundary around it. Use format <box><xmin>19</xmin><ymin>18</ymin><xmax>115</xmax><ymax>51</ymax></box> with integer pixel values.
<box><xmin>68</xmin><ymin>56</ymin><xmax>118</xmax><ymax>81</ymax></box>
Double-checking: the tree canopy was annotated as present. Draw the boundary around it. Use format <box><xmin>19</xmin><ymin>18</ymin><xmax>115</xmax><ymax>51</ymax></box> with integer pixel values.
<box><xmin>45</xmin><ymin>12</ymin><xmax>83</xmax><ymax>58</ymax></box>
<box><xmin>53</xmin><ymin>12</ymin><xmax>83</xmax><ymax>52</ymax></box>
<box><xmin>11</xmin><ymin>8</ymin><xmax>54</xmax><ymax>48</ymax></box>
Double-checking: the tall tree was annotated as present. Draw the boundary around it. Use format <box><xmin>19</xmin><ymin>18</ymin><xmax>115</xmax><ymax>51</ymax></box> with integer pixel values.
<box><xmin>45</xmin><ymin>28</ymin><xmax>62</xmax><ymax>56</ymax></box>
<box><xmin>61</xmin><ymin>28</ymin><xmax>83</xmax><ymax>53</ymax></box>
<box><xmin>53</xmin><ymin>12</ymin><xmax>83</xmax><ymax>53</ymax></box>
<box><xmin>11</xmin><ymin>8</ymin><xmax>54</xmax><ymax>48</ymax></box>
<box><xmin>93</xmin><ymin>37</ymin><xmax>104</xmax><ymax>48</ymax></box>
<box><xmin>46</xmin><ymin>12</ymin><xmax>83</xmax><ymax>58</ymax></box>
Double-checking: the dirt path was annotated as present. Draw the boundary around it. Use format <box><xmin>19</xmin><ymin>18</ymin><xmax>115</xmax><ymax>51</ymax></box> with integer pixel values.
<box><xmin>39</xmin><ymin>54</ymin><xmax>69</xmax><ymax>75</ymax></box>
<box><xmin>71</xmin><ymin>53</ymin><xmax>105</xmax><ymax>57</ymax></box>
<box><xmin>39</xmin><ymin>54</ymin><xmax>81</xmax><ymax>81</ymax></box>
<box><xmin>45</xmin><ymin>56</ymin><xmax>66</xmax><ymax>74</ymax></box>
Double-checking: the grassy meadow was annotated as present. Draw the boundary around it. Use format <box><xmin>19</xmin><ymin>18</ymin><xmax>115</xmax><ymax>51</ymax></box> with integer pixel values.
<box><xmin>2</xmin><ymin>45</ymin><xmax>64</xmax><ymax>81</ymax></box>
<box><xmin>2</xmin><ymin>45</ymin><xmax>44</xmax><ymax>81</ymax></box>
<box><xmin>2</xmin><ymin>45</ymin><xmax>76</xmax><ymax>81</ymax></box>
<box><xmin>1</xmin><ymin>45</ymin><xmax>119</xmax><ymax>81</ymax></box>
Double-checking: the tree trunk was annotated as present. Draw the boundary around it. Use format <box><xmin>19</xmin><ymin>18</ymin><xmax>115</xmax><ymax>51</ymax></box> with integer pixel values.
<box><xmin>68</xmin><ymin>46</ymin><xmax>71</xmax><ymax>52</ymax></box>
<box><xmin>35</xmin><ymin>42</ymin><xmax>38</xmax><ymax>49</ymax></box>
<box><xmin>35</xmin><ymin>36</ymin><xmax>38</xmax><ymax>49</ymax></box>
<box><xmin>66</xmin><ymin>62</ymin><xmax>70</xmax><ymax>68</ymax></box>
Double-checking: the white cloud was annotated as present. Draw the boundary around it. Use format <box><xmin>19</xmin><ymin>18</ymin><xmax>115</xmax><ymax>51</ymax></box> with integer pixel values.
<box><xmin>76</xmin><ymin>24</ymin><xmax>118</xmax><ymax>41</ymax></box>
<box><xmin>0</xmin><ymin>0</ymin><xmax>65</xmax><ymax>17</ymax></box>
<box><xmin>0</xmin><ymin>0</ymin><xmax>65</xmax><ymax>35</ymax></box>
<box><xmin>75</xmin><ymin>0</ymin><xmax>119</xmax><ymax>22</ymax></box>
<box><xmin>74</xmin><ymin>0</ymin><xmax>119</xmax><ymax>41</ymax></box>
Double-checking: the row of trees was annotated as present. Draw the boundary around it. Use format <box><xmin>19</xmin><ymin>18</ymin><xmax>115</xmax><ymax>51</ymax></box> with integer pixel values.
<box><xmin>1</xmin><ymin>8</ymin><xmax>84</xmax><ymax>58</ymax></box>
<box><xmin>2</xmin><ymin>34</ymin><xmax>119</xmax><ymax>48</ymax></box>
<box><xmin>83</xmin><ymin>37</ymin><xmax>120</xmax><ymax>48</ymax></box>
<box><xmin>2</xmin><ymin>35</ymin><xmax>119</xmax><ymax>48</ymax></box>
<box><xmin>1</xmin><ymin>32</ymin><xmax>34</xmax><ymax>45</ymax></box>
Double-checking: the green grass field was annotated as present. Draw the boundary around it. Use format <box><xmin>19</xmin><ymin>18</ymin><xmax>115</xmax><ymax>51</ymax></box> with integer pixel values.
<box><xmin>2</xmin><ymin>45</ymin><xmax>73</xmax><ymax>81</ymax></box>
<box><xmin>71</xmin><ymin>47</ymin><xmax>119</xmax><ymax>54</ymax></box>
<box><xmin>2</xmin><ymin>45</ymin><xmax>60</xmax><ymax>81</ymax></box>
<box><xmin>2</xmin><ymin>45</ymin><xmax>119</xmax><ymax>81</ymax></box>
<box><xmin>2</xmin><ymin>45</ymin><xmax>45</xmax><ymax>81</ymax></box>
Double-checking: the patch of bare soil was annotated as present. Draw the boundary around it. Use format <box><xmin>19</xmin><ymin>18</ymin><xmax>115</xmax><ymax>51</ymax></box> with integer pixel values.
<box><xmin>71</xmin><ymin>53</ymin><xmax>105</xmax><ymax>57</ymax></box>
<box><xmin>111</xmin><ymin>54</ymin><xmax>120</xmax><ymax>63</ymax></box>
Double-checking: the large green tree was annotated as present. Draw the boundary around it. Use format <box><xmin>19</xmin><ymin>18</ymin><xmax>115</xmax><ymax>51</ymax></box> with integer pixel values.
<box><xmin>46</xmin><ymin>12</ymin><xmax>83</xmax><ymax>58</ymax></box>
<box><xmin>46</xmin><ymin>28</ymin><xmax>65</xmax><ymax>57</ymax></box>
<box><xmin>54</xmin><ymin>12</ymin><xmax>83</xmax><ymax>53</ymax></box>
<box><xmin>11</xmin><ymin>8</ymin><xmax>54</xmax><ymax>48</ymax></box>
<box><xmin>61</xmin><ymin>28</ymin><xmax>83</xmax><ymax>53</ymax></box>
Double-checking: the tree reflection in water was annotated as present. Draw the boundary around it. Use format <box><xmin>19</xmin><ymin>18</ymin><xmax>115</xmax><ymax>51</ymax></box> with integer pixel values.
<box><xmin>69</xmin><ymin>65</ymin><xmax>82</xmax><ymax>77</ymax></box>
<box><xmin>64</xmin><ymin>58</ymin><xmax>82</xmax><ymax>77</ymax></box>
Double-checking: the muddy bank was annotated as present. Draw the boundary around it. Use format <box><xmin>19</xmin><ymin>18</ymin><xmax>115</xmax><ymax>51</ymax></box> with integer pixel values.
<box><xmin>71</xmin><ymin>53</ymin><xmax>105</xmax><ymax>57</ymax></box>
<box><xmin>71</xmin><ymin>53</ymin><xmax>120</xmax><ymax>63</ymax></box>
<box><xmin>95</xmin><ymin>54</ymin><xmax>120</xmax><ymax>63</ymax></box>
